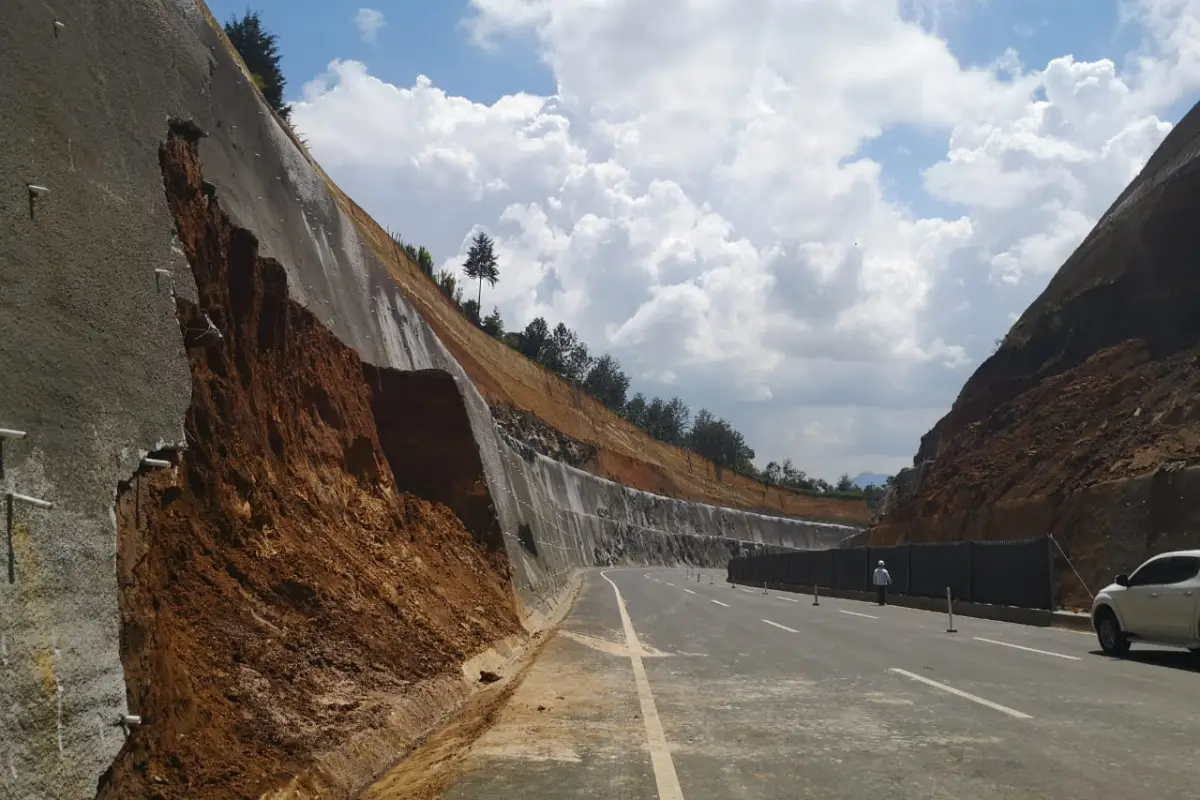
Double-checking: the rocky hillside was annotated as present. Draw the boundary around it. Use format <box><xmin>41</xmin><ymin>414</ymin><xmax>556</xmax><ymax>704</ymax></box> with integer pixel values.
<box><xmin>872</xmin><ymin>100</ymin><xmax>1200</xmax><ymax>606</ymax></box>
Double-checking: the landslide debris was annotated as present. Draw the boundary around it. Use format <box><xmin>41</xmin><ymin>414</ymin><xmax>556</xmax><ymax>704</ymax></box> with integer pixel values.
<box><xmin>95</xmin><ymin>121</ymin><xmax>521</xmax><ymax>799</ymax></box>
<box><xmin>871</xmin><ymin>101</ymin><xmax>1200</xmax><ymax>605</ymax></box>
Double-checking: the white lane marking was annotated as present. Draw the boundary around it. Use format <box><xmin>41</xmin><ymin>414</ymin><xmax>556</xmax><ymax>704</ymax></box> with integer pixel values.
<box><xmin>839</xmin><ymin>609</ymin><xmax>879</xmax><ymax>619</ymax></box>
<box><xmin>775</xmin><ymin>595</ymin><xmax>799</xmax><ymax>603</ymax></box>
<box><xmin>739</xmin><ymin>588</ymin><xmax>759</xmax><ymax>594</ymax></box>
<box><xmin>600</xmin><ymin>571</ymin><xmax>685</xmax><ymax>800</ymax></box>
<box><xmin>761</xmin><ymin>619</ymin><xmax>798</xmax><ymax>633</ymax></box>
<box><xmin>973</xmin><ymin>637</ymin><xmax>1080</xmax><ymax>661</ymax></box>
<box><xmin>683</xmin><ymin>588</ymin><xmax>696</xmax><ymax>595</ymax></box>
<box><xmin>711</xmin><ymin>600</ymin><xmax>730</xmax><ymax>607</ymax></box>
<box><xmin>664</xmin><ymin>582</ymin><xmax>675</xmax><ymax>587</ymax></box>
<box><xmin>889</xmin><ymin>668</ymin><xmax>1032</xmax><ymax>720</ymax></box>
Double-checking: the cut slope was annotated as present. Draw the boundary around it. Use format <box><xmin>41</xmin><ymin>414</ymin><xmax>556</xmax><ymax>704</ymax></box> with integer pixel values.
<box><xmin>95</xmin><ymin>122</ymin><xmax>521</xmax><ymax>799</ymax></box>
<box><xmin>337</xmin><ymin>191</ymin><xmax>870</xmax><ymax>525</ymax></box>
<box><xmin>191</xmin><ymin>2</ymin><xmax>867</xmax><ymax>527</ymax></box>
<box><xmin>872</xmin><ymin>100</ymin><xmax>1200</xmax><ymax>605</ymax></box>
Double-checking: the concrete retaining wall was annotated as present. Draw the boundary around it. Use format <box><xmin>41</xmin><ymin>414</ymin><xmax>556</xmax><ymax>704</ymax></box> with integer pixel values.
<box><xmin>0</xmin><ymin>2</ymin><xmax>858</xmax><ymax>796</ymax></box>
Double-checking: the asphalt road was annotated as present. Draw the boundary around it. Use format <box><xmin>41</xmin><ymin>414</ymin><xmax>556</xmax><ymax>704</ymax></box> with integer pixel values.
<box><xmin>444</xmin><ymin>567</ymin><xmax>1200</xmax><ymax>799</ymax></box>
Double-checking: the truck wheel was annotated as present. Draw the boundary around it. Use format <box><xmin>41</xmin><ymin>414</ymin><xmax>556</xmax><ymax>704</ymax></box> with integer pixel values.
<box><xmin>1095</xmin><ymin>608</ymin><xmax>1130</xmax><ymax>656</ymax></box>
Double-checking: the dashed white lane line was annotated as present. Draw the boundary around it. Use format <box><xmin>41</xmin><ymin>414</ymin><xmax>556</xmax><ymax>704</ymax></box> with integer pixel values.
<box><xmin>711</xmin><ymin>599</ymin><xmax>730</xmax><ymax>607</ymax></box>
<box><xmin>601</xmin><ymin>571</ymin><xmax>685</xmax><ymax>800</ymax></box>
<box><xmin>776</xmin><ymin>595</ymin><xmax>800</xmax><ymax>603</ymax></box>
<box><xmin>683</xmin><ymin>588</ymin><xmax>696</xmax><ymax>595</ymax></box>
<box><xmin>762</xmin><ymin>619</ymin><xmax>799</xmax><ymax>634</ymax></box>
<box><xmin>664</xmin><ymin>582</ymin><xmax>675</xmax><ymax>587</ymax></box>
<box><xmin>974</xmin><ymin>637</ymin><xmax>1080</xmax><ymax>661</ymax></box>
<box><xmin>739</xmin><ymin>588</ymin><xmax>760</xmax><ymax>594</ymax></box>
<box><xmin>839</xmin><ymin>609</ymin><xmax>880</xmax><ymax>619</ymax></box>
<box><xmin>889</xmin><ymin>668</ymin><xmax>1032</xmax><ymax>720</ymax></box>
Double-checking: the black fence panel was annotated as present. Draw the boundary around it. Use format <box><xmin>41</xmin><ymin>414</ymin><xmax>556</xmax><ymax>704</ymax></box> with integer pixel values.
<box><xmin>767</xmin><ymin>552</ymin><xmax>789</xmax><ymax>585</ymax></box>
<box><xmin>728</xmin><ymin>556</ymin><xmax>747</xmax><ymax>583</ymax></box>
<box><xmin>809</xmin><ymin>549</ymin><xmax>835</xmax><ymax>588</ymax></box>
<box><xmin>777</xmin><ymin>554</ymin><xmax>806</xmax><ymax>585</ymax></box>
<box><xmin>971</xmin><ymin>536</ymin><xmax>1051</xmax><ymax>609</ymax></box>
<box><xmin>868</xmin><ymin>545</ymin><xmax>909</xmax><ymax>594</ymax></box>
<box><xmin>833</xmin><ymin>547</ymin><xmax>869</xmax><ymax>592</ymax></box>
<box><xmin>725</xmin><ymin>536</ymin><xmax>1050</xmax><ymax>611</ymax></box>
<box><xmin>909</xmin><ymin>541</ymin><xmax>971</xmax><ymax>600</ymax></box>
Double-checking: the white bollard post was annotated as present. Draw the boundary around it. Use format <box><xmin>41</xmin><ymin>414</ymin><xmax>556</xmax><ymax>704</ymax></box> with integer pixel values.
<box><xmin>946</xmin><ymin>585</ymin><xmax>957</xmax><ymax>633</ymax></box>
<box><xmin>763</xmin><ymin>581</ymin><xmax>768</xmax><ymax>595</ymax></box>
<box><xmin>813</xmin><ymin>583</ymin><xmax>820</xmax><ymax>606</ymax></box>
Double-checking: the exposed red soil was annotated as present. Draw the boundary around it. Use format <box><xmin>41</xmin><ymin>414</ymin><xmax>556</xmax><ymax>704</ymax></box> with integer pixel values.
<box><xmin>872</xmin><ymin>102</ymin><xmax>1200</xmax><ymax>605</ymax></box>
<box><xmin>95</xmin><ymin>122</ymin><xmax>521</xmax><ymax>800</ymax></box>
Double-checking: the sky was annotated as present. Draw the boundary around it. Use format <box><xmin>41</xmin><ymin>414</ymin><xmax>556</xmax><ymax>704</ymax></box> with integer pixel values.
<box><xmin>205</xmin><ymin>0</ymin><xmax>1200</xmax><ymax>481</ymax></box>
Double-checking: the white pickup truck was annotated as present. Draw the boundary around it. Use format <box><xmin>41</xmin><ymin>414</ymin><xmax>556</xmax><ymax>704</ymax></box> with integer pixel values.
<box><xmin>1091</xmin><ymin>549</ymin><xmax>1200</xmax><ymax>656</ymax></box>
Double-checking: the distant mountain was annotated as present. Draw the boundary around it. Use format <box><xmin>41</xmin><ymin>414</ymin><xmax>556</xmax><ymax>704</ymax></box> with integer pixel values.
<box><xmin>851</xmin><ymin>472</ymin><xmax>891</xmax><ymax>489</ymax></box>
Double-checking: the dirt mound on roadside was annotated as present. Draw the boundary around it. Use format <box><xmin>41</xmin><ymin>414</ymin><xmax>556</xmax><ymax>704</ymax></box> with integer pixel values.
<box><xmin>94</xmin><ymin>122</ymin><xmax>521</xmax><ymax>800</ymax></box>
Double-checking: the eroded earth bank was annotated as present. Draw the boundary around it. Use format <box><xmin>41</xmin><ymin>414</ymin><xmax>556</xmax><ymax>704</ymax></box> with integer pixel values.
<box><xmin>95</xmin><ymin>123</ymin><xmax>524</xmax><ymax>800</ymax></box>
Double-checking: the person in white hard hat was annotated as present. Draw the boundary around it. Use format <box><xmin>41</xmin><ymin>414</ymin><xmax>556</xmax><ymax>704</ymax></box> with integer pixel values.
<box><xmin>872</xmin><ymin>560</ymin><xmax>892</xmax><ymax>606</ymax></box>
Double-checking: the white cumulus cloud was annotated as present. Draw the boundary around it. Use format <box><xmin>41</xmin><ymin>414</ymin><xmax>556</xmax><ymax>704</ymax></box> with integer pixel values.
<box><xmin>292</xmin><ymin>0</ymin><xmax>1200</xmax><ymax>479</ymax></box>
<box><xmin>354</xmin><ymin>8</ymin><xmax>386</xmax><ymax>44</ymax></box>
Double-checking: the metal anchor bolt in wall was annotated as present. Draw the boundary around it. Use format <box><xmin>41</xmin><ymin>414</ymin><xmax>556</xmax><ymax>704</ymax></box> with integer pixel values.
<box><xmin>0</xmin><ymin>428</ymin><xmax>27</xmax><ymax>480</ymax></box>
<box><xmin>7</xmin><ymin>491</ymin><xmax>55</xmax><ymax>584</ymax></box>
<box><xmin>154</xmin><ymin>269</ymin><xmax>174</xmax><ymax>293</ymax></box>
<box><xmin>27</xmin><ymin>185</ymin><xmax>49</xmax><ymax>219</ymax></box>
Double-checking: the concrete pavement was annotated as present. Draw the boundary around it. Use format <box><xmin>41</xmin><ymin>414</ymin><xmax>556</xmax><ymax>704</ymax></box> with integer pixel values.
<box><xmin>443</xmin><ymin>567</ymin><xmax>1200</xmax><ymax>799</ymax></box>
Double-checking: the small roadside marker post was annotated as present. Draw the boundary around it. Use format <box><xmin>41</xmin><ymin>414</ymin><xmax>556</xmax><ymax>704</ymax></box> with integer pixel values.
<box><xmin>946</xmin><ymin>586</ymin><xmax>957</xmax><ymax>633</ymax></box>
<box><xmin>813</xmin><ymin>584</ymin><xmax>820</xmax><ymax>606</ymax></box>
<box><xmin>763</xmin><ymin>581</ymin><xmax>768</xmax><ymax>595</ymax></box>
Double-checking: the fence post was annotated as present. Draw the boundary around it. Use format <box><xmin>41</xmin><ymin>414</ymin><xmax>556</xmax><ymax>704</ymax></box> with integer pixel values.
<box><xmin>966</xmin><ymin>540</ymin><xmax>974</xmax><ymax>604</ymax></box>
<box><xmin>1046</xmin><ymin>533</ymin><xmax>1056</xmax><ymax>611</ymax></box>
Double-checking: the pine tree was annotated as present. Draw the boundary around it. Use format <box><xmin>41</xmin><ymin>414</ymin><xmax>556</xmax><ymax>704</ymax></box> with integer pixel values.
<box><xmin>462</xmin><ymin>231</ymin><xmax>500</xmax><ymax>309</ymax></box>
<box><xmin>224</xmin><ymin>10</ymin><xmax>291</xmax><ymax>121</ymax></box>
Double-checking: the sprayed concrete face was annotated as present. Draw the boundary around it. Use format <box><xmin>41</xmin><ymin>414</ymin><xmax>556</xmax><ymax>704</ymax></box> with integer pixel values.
<box><xmin>0</xmin><ymin>1</ymin><xmax>859</xmax><ymax>796</ymax></box>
